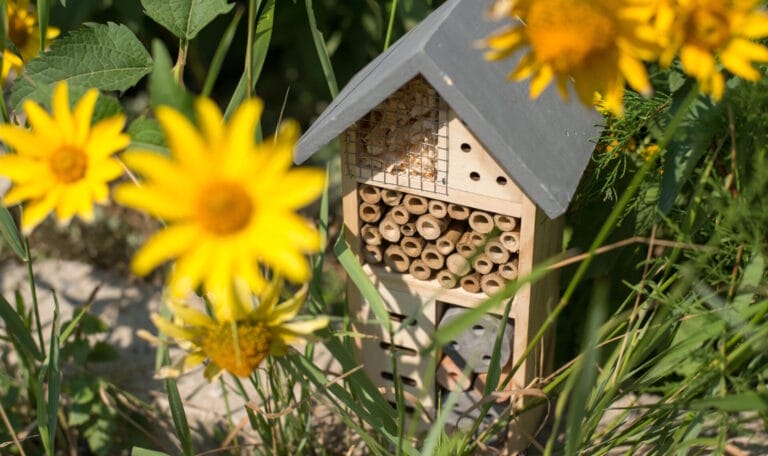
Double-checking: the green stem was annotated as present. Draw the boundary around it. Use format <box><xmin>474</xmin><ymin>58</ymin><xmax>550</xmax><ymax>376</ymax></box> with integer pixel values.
<box><xmin>173</xmin><ymin>39</ymin><xmax>188</xmax><ymax>87</ymax></box>
<box><xmin>245</xmin><ymin>0</ymin><xmax>258</xmax><ymax>98</ymax></box>
<box><xmin>383</xmin><ymin>0</ymin><xmax>398</xmax><ymax>51</ymax></box>
<box><xmin>24</xmin><ymin>238</ymin><xmax>44</xmax><ymax>351</ymax></box>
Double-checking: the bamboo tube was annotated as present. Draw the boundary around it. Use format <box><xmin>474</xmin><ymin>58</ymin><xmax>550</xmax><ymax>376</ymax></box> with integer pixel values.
<box><xmin>363</xmin><ymin>244</ymin><xmax>383</xmax><ymax>264</ymax></box>
<box><xmin>493</xmin><ymin>214</ymin><xmax>518</xmax><ymax>232</ymax></box>
<box><xmin>460</xmin><ymin>273</ymin><xmax>482</xmax><ymax>294</ymax></box>
<box><xmin>446</xmin><ymin>253</ymin><xmax>471</xmax><ymax>276</ymax></box>
<box><xmin>402</xmin><ymin>194</ymin><xmax>429</xmax><ymax>215</ymax></box>
<box><xmin>436</xmin><ymin>269</ymin><xmax>458</xmax><ymax>289</ymax></box>
<box><xmin>436</xmin><ymin>221</ymin><xmax>465</xmax><ymax>255</ymax></box>
<box><xmin>378</xmin><ymin>216</ymin><xmax>402</xmax><ymax>243</ymax></box>
<box><xmin>381</xmin><ymin>188</ymin><xmax>403</xmax><ymax>206</ymax></box>
<box><xmin>358</xmin><ymin>184</ymin><xmax>381</xmax><ymax>204</ymax></box>
<box><xmin>389</xmin><ymin>205</ymin><xmax>411</xmax><ymax>225</ymax></box>
<box><xmin>499</xmin><ymin>231</ymin><xmax>520</xmax><ymax>253</ymax></box>
<box><xmin>447</xmin><ymin>203</ymin><xmax>470</xmax><ymax>220</ymax></box>
<box><xmin>416</xmin><ymin>214</ymin><xmax>449</xmax><ymax>240</ymax></box>
<box><xmin>427</xmin><ymin>199</ymin><xmax>448</xmax><ymax>218</ymax></box>
<box><xmin>359</xmin><ymin>202</ymin><xmax>382</xmax><ymax>223</ymax></box>
<box><xmin>468</xmin><ymin>210</ymin><xmax>495</xmax><ymax>234</ymax></box>
<box><xmin>484</xmin><ymin>237</ymin><xmax>511</xmax><ymax>264</ymax></box>
<box><xmin>361</xmin><ymin>224</ymin><xmax>382</xmax><ymax>246</ymax></box>
<box><xmin>480</xmin><ymin>273</ymin><xmax>505</xmax><ymax>295</ymax></box>
<box><xmin>384</xmin><ymin>245</ymin><xmax>410</xmax><ymax>273</ymax></box>
<box><xmin>472</xmin><ymin>254</ymin><xmax>494</xmax><ymax>275</ymax></box>
<box><xmin>499</xmin><ymin>259</ymin><xmax>519</xmax><ymax>280</ymax></box>
<box><xmin>456</xmin><ymin>232</ymin><xmax>475</xmax><ymax>258</ymax></box>
<box><xmin>400</xmin><ymin>222</ymin><xmax>417</xmax><ymax>237</ymax></box>
<box><xmin>400</xmin><ymin>236</ymin><xmax>425</xmax><ymax>258</ymax></box>
<box><xmin>421</xmin><ymin>244</ymin><xmax>445</xmax><ymax>270</ymax></box>
<box><xmin>456</xmin><ymin>240</ymin><xmax>475</xmax><ymax>258</ymax></box>
<box><xmin>409</xmin><ymin>259</ymin><xmax>433</xmax><ymax>281</ymax></box>
<box><xmin>468</xmin><ymin>231</ymin><xmax>486</xmax><ymax>247</ymax></box>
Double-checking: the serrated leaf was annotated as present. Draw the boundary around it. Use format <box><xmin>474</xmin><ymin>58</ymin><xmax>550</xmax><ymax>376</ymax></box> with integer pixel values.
<box><xmin>10</xmin><ymin>23</ymin><xmax>152</xmax><ymax>109</ymax></box>
<box><xmin>141</xmin><ymin>0</ymin><xmax>234</xmax><ymax>40</ymax></box>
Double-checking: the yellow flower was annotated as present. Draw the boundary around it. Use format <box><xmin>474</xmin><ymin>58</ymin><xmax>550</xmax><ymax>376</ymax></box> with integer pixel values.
<box><xmin>653</xmin><ymin>0</ymin><xmax>768</xmax><ymax>100</ymax></box>
<box><xmin>150</xmin><ymin>277</ymin><xmax>329</xmax><ymax>380</ymax></box>
<box><xmin>2</xmin><ymin>0</ymin><xmax>60</xmax><ymax>80</ymax></box>
<box><xmin>0</xmin><ymin>82</ymin><xmax>129</xmax><ymax>234</ymax></box>
<box><xmin>114</xmin><ymin>97</ymin><xmax>325</xmax><ymax>319</ymax></box>
<box><xmin>484</xmin><ymin>0</ymin><xmax>659</xmax><ymax>116</ymax></box>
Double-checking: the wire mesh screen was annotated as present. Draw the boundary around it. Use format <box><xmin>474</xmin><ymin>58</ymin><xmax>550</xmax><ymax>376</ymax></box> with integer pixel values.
<box><xmin>344</xmin><ymin>77</ymin><xmax>448</xmax><ymax>194</ymax></box>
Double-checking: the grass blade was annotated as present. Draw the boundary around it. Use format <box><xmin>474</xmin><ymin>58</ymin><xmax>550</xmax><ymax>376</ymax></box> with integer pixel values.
<box><xmin>202</xmin><ymin>5</ymin><xmax>244</xmax><ymax>97</ymax></box>
<box><xmin>37</xmin><ymin>291</ymin><xmax>61</xmax><ymax>456</ymax></box>
<box><xmin>131</xmin><ymin>448</ymin><xmax>172</xmax><ymax>456</ymax></box>
<box><xmin>0</xmin><ymin>293</ymin><xmax>42</xmax><ymax>360</ymax></box>
<box><xmin>37</xmin><ymin>0</ymin><xmax>51</xmax><ymax>52</ymax></box>
<box><xmin>560</xmin><ymin>279</ymin><xmax>608</xmax><ymax>456</ymax></box>
<box><xmin>165</xmin><ymin>376</ymin><xmax>194</xmax><ymax>455</ymax></box>
<box><xmin>333</xmin><ymin>231</ymin><xmax>391</xmax><ymax>332</ymax></box>
<box><xmin>224</xmin><ymin>0</ymin><xmax>274</xmax><ymax>119</ymax></box>
<box><xmin>0</xmin><ymin>205</ymin><xmax>26</xmax><ymax>260</ymax></box>
<box><xmin>304</xmin><ymin>0</ymin><xmax>338</xmax><ymax>98</ymax></box>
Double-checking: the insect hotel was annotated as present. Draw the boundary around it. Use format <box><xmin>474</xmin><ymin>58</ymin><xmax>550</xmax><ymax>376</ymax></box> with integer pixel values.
<box><xmin>295</xmin><ymin>0</ymin><xmax>600</xmax><ymax>449</ymax></box>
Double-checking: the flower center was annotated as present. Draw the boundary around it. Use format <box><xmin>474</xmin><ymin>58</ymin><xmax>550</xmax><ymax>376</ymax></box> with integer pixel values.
<box><xmin>9</xmin><ymin>13</ymin><xmax>31</xmax><ymax>49</ymax></box>
<box><xmin>203</xmin><ymin>321</ymin><xmax>272</xmax><ymax>377</ymax></box>
<box><xmin>49</xmin><ymin>146</ymin><xmax>88</xmax><ymax>184</ymax></box>
<box><xmin>526</xmin><ymin>0</ymin><xmax>616</xmax><ymax>73</ymax></box>
<box><xmin>689</xmin><ymin>8</ymin><xmax>730</xmax><ymax>50</ymax></box>
<box><xmin>197</xmin><ymin>181</ymin><xmax>254</xmax><ymax>236</ymax></box>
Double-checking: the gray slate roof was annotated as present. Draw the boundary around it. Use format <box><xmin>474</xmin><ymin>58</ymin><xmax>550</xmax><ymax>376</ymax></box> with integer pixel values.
<box><xmin>295</xmin><ymin>0</ymin><xmax>603</xmax><ymax>218</ymax></box>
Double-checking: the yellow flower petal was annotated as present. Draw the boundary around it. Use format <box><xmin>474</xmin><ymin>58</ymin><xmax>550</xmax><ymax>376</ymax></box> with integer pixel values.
<box><xmin>73</xmin><ymin>89</ymin><xmax>99</xmax><ymax>144</ymax></box>
<box><xmin>618</xmin><ymin>53</ymin><xmax>651</xmax><ymax>96</ymax></box>
<box><xmin>0</xmin><ymin>126</ymin><xmax>49</xmax><ymax>157</ymax></box>
<box><xmin>20</xmin><ymin>187</ymin><xmax>60</xmax><ymax>234</ymax></box>
<box><xmin>195</xmin><ymin>97</ymin><xmax>225</xmax><ymax>146</ymax></box>
<box><xmin>131</xmin><ymin>224</ymin><xmax>198</xmax><ymax>276</ymax></box>
<box><xmin>169</xmin><ymin>303</ymin><xmax>216</xmax><ymax>328</ymax></box>
<box><xmin>151</xmin><ymin>314</ymin><xmax>197</xmax><ymax>341</ymax></box>
<box><xmin>268</xmin><ymin>284</ymin><xmax>309</xmax><ymax>326</ymax></box>
<box><xmin>23</xmin><ymin>100</ymin><xmax>61</xmax><ymax>145</ymax></box>
<box><xmin>113</xmin><ymin>183</ymin><xmax>191</xmax><ymax>221</ymax></box>
<box><xmin>529</xmin><ymin>65</ymin><xmax>554</xmax><ymax>99</ymax></box>
<box><xmin>265</xmin><ymin>168</ymin><xmax>326</xmax><ymax>209</ymax></box>
<box><xmin>52</xmin><ymin>82</ymin><xmax>74</xmax><ymax>142</ymax></box>
<box><xmin>156</xmin><ymin>106</ymin><xmax>209</xmax><ymax>175</ymax></box>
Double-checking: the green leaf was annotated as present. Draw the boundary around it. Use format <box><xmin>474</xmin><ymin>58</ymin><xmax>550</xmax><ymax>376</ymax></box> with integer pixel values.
<box><xmin>149</xmin><ymin>40</ymin><xmax>194</xmax><ymax>121</ymax></box>
<box><xmin>86</xmin><ymin>341</ymin><xmax>119</xmax><ymax>363</ymax></box>
<box><xmin>127</xmin><ymin>117</ymin><xmax>167</xmax><ymax>151</ymax></box>
<box><xmin>687</xmin><ymin>392</ymin><xmax>768</xmax><ymax>413</ymax></box>
<box><xmin>0</xmin><ymin>294</ymin><xmax>42</xmax><ymax>361</ymax></box>
<box><xmin>0</xmin><ymin>205</ymin><xmax>26</xmax><ymax>260</ymax></box>
<box><xmin>131</xmin><ymin>448</ymin><xmax>172</xmax><ymax>456</ymax></box>
<box><xmin>141</xmin><ymin>0</ymin><xmax>234</xmax><ymax>40</ymax></box>
<box><xmin>10</xmin><ymin>23</ymin><xmax>152</xmax><ymax>109</ymax></box>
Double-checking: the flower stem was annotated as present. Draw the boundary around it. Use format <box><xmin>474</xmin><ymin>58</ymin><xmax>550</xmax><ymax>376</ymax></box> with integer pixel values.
<box><xmin>24</xmin><ymin>238</ymin><xmax>44</xmax><ymax>352</ymax></box>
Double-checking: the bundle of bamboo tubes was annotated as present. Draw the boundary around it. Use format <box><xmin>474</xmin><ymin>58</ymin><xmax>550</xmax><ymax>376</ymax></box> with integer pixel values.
<box><xmin>358</xmin><ymin>183</ymin><xmax>523</xmax><ymax>295</ymax></box>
